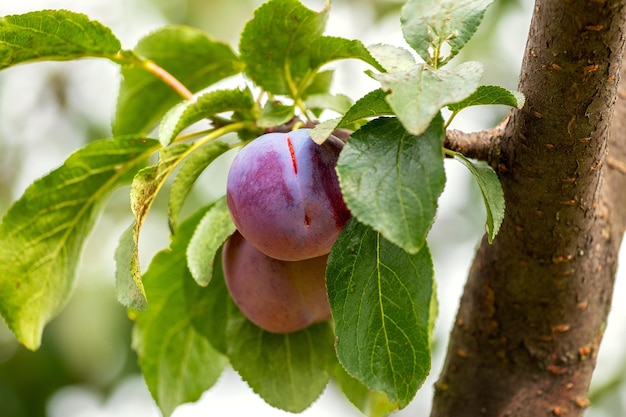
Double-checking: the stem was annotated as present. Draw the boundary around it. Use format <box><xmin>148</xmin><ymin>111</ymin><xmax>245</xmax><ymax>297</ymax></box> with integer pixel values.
<box><xmin>112</xmin><ymin>51</ymin><xmax>196</xmax><ymax>102</ymax></box>
<box><xmin>142</xmin><ymin>60</ymin><xmax>195</xmax><ymax>102</ymax></box>
<box><xmin>443</xmin><ymin>110</ymin><xmax>459</xmax><ymax>129</ymax></box>
<box><xmin>442</xmin><ymin>148</ymin><xmax>457</xmax><ymax>158</ymax></box>
<box><xmin>284</xmin><ymin>61</ymin><xmax>299</xmax><ymax>100</ymax></box>
<box><xmin>172</xmin><ymin>121</ymin><xmax>253</xmax><ymax>147</ymax></box>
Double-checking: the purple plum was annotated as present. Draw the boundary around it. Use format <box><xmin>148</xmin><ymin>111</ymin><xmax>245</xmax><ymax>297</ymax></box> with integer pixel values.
<box><xmin>226</xmin><ymin>129</ymin><xmax>350</xmax><ymax>261</ymax></box>
<box><xmin>222</xmin><ymin>231</ymin><xmax>331</xmax><ymax>333</ymax></box>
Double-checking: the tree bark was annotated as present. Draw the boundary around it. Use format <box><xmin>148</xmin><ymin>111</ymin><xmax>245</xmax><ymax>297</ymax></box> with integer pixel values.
<box><xmin>432</xmin><ymin>1</ymin><xmax>626</xmax><ymax>416</ymax></box>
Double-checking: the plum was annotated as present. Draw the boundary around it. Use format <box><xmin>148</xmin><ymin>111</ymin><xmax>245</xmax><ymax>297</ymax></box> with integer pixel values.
<box><xmin>222</xmin><ymin>231</ymin><xmax>331</xmax><ymax>333</ymax></box>
<box><xmin>226</xmin><ymin>129</ymin><xmax>350</xmax><ymax>261</ymax></box>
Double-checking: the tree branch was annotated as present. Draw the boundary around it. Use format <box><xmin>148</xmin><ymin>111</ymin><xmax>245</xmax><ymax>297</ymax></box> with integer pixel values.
<box><xmin>443</xmin><ymin>121</ymin><xmax>506</xmax><ymax>166</ymax></box>
<box><xmin>432</xmin><ymin>1</ymin><xmax>626</xmax><ymax>416</ymax></box>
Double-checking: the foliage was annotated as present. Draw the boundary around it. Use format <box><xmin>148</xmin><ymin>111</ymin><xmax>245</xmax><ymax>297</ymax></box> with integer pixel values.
<box><xmin>0</xmin><ymin>1</ymin><xmax>522</xmax><ymax>415</ymax></box>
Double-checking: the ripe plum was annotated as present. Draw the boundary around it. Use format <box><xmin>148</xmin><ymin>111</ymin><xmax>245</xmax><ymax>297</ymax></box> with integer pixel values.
<box><xmin>222</xmin><ymin>231</ymin><xmax>331</xmax><ymax>333</ymax></box>
<box><xmin>226</xmin><ymin>129</ymin><xmax>350</xmax><ymax>261</ymax></box>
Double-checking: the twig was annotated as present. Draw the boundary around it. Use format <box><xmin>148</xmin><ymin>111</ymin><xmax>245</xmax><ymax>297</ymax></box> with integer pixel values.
<box><xmin>443</xmin><ymin>121</ymin><xmax>506</xmax><ymax>165</ymax></box>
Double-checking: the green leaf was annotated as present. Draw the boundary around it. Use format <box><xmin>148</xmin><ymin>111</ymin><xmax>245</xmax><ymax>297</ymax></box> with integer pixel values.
<box><xmin>257</xmin><ymin>100</ymin><xmax>295</xmax><ymax>129</ymax></box>
<box><xmin>159</xmin><ymin>88</ymin><xmax>256</xmax><ymax>146</ymax></box>
<box><xmin>447</xmin><ymin>85</ymin><xmax>525</xmax><ymax>112</ymax></box>
<box><xmin>114</xmin><ymin>25</ymin><xmax>243</xmax><ymax>135</ymax></box>
<box><xmin>305</xmin><ymin>93</ymin><xmax>352</xmax><ymax>114</ymax></box>
<box><xmin>327</xmin><ymin>219</ymin><xmax>435</xmax><ymax>409</ymax></box>
<box><xmin>303</xmin><ymin>69</ymin><xmax>334</xmax><ymax>97</ymax></box>
<box><xmin>0</xmin><ymin>136</ymin><xmax>157</xmax><ymax>349</ymax></box>
<box><xmin>309</xmin><ymin>36</ymin><xmax>384</xmax><ymax>72</ymax></box>
<box><xmin>310</xmin><ymin>89</ymin><xmax>393</xmax><ymax>144</ymax></box>
<box><xmin>187</xmin><ymin>197</ymin><xmax>236</xmax><ymax>286</ymax></box>
<box><xmin>340</xmin><ymin>89</ymin><xmax>394</xmax><ymax>125</ymax></box>
<box><xmin>133</xmin><ymin>208</ymin><xmax>227</xmax><ymax>417</ymax></box>
<box><xmin>336</xmin><ymin>117</ymin><xmax>445</xmax><ymax>254</ymax></box>
<box><xmin>115</xmin><ymin>223</ymin><xmax>146</xmax><ymax>309</ymax></box>
<box><xmin>239</xmin><ymin>0</ymin><xmax>329</xmax><ymax>96</ymax></box>
<box><xmin>227</xmin><ymin>311</ymin><xmax>335</xmax><ymax>412</ymax></box>
<box><xmin>168</xmin><ymin>141</ymin><xmax>231</xmax><ymax>233</ymax></box>
<box><xmin>367</xmin><ymin>44</ymin><xmax>416</xmax><ymax>73</ymax></box>
<box><xmin>0</xmin><ymin>10</ymin><xmax>121</xmax><ymax>70</ymax></box>
<box><xmin>401</xmin><ymin>0</ymin><xmax>494</xmax><ymax>66</ymax></box>
<box><xmin>332</xmin><ymin>362</ymin><xmax>398</xmax><ymax>417</ymax></box>
<box><xmin>451</xmin><ymin>152</ymin><xmax>505</xmax><ymax>242</ymax></box>
<box><xmin>185</xmin><ymin>246</ymin><xmax>230</xmax><ymax>355</ymax></box>
<box><xmin>123</xmin><ymin>144</ymin><xmax>190</xmax><ymax>309</ymax></box>
<box><xmin>374</xmin><ymin>61</ymin><xmax>483</xmax><ymax>136</ymax></box>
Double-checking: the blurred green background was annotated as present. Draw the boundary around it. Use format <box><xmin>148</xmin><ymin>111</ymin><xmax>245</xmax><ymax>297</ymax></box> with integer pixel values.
<box><xmin>1</xmin><ymin>1</ymin><xmax>625</xmax><ymax>416</ymax></box>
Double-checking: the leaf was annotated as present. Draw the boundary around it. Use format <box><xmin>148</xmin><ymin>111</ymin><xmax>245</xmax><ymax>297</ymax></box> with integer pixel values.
<box><xmin>227</xmin><ymin>311</ymin><xmax>335</xmax><ymax>412</ymax></box>
<box><xmin>332</xmin><ymin>363</ymin><xmax>398</xmax><ymax>417</ymax></box>
<box><xmin>367</xmin><ymin>44</ymin><xmax>416</xmax><ymax>73</ymax></box>
<box><xmin>309</xmin><ymin>36</ymin><xmax>384</xmax><ymax>72</ymax></box>
<box><xmin>186</xmin><ymin>197</ymin><xmax>236</xmax><ymax>286</ymax></box>
<box><xmin>239</xmin><ymin>0</ymin><xmax>329</xmax><ymax>96</ymax></box>
<box><xmin>374</xmin><ymin>61</ymin><xmax>483</xmax><ymax>136</ymax></box>
<box><xmin>326</xmin><ymin>219</ymin><xmax>436</xmax><ymax>409</ymax></box>
<box><xmin>447</xmin><ymin>85</ymin><xmax>525</xmax><ymax>112</ymax></box>
<box><xmin>451</xmin><ymin>152</ymin><xmax>505</xmax><ymax>242</ymax></box>
<box><xmin>309</xmin><ymin>89</ymin><xmax>393</xmax><ymax>144</ymax></box>
<box><xmin>305</xmin><ymin>93</ymin><xmax>352</xmax><ymax>114</ymax></box>
<box><xmin>114</xmin><ymin>25</ymin><xmax>243</xmax><ymax>135</ymax></box>
<box><xmin>168</xmin><ymin>141</ymin><xmax>231</xmax><ymax>233</ymax></box>
<box><xmin>401</xmin><ymin>0</ymin><xmax>494</xmax><ymax>65</ymax></box>
<box><xmin>336</xmin><ymin>117</ymin><xmax>445</xmax><ymax>254</ymax></box>
<box><xmin>0</xmin><ymin>10</ymin><xmax>121</xmax><ymax>70</ymax></box>
<box><xmin>115</xmin><ymin>223</ymin><xmax>146</xmax><ymax>309</ymax></box>
<box><xmin>133</xmin><ymin>207</ymin><xmax>227</xmax><ymax>417</ymax></box>
<box><xmin>185</xmin><ymin>246</ymin><xmax>230</xmax><ymax>355</ymax></box>
<box><xmin>159</xmin><ymin>88</ymin><xmax>256</xmax><ymax>146</ymax></box>
<box><xmin>340</xmin><ymin>89</ymin><xmax>394</xmax><ymax>125</ymax></box>
<box><xmin>257</xmin><ymin>101</ymin><xmax>295</xmax><ymax>128</ymax></box>
<box><xmin>303</xmin><ymin>69</ymin><xmax>334</xmax><ymax>97</ymax></box>
<box><xmin>123</xmin><ymin>144</ymin><xmax>190</xmax><ymax>309</ymax></box>
<box><xmin>0</xmin><ymin>136</ymin><xmax>158</xmax><ymax>349</ymax></box>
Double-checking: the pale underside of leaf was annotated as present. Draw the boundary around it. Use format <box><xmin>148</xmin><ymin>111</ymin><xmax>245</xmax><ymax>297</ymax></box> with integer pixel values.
<box><xmin>401</xmin><ymin>0</ymin><xmax>494</xmax><ymax>65</ymax></box>
<box><xmin>374</xmin><ymin>61</ymin><xmax>483</xmax><ymax>136</ymax></box>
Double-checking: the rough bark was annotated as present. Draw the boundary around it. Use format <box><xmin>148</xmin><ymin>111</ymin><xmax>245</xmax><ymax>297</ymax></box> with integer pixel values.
<box><xmin>431</xmin><ymin>1</ymin><xmax>626</xmax><ymax>416</ymax></box>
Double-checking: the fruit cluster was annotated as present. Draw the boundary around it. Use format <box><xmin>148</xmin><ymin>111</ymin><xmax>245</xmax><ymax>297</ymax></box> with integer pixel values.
<box><xmin>223</xmin><ymin>129</ymin><xmax>350</xmax><ymax>333</ymax></box>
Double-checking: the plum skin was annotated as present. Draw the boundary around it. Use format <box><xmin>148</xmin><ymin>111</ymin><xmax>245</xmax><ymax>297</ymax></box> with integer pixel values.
<box><xmin>222</xmin><ymin>231</ymin><xmax>331</xmax><ymax>333</ymax></box>
<box><xmin>226</xmin><ymin>129</ymin><xmax>350</xmax><ymax>261</ymax></box>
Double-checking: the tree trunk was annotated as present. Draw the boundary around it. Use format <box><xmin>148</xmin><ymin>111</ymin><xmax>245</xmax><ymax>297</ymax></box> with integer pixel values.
<box><xmin>432</xmin><ymin>1</ymin><xmax>626</xmax><ymax>416</ymax></box>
